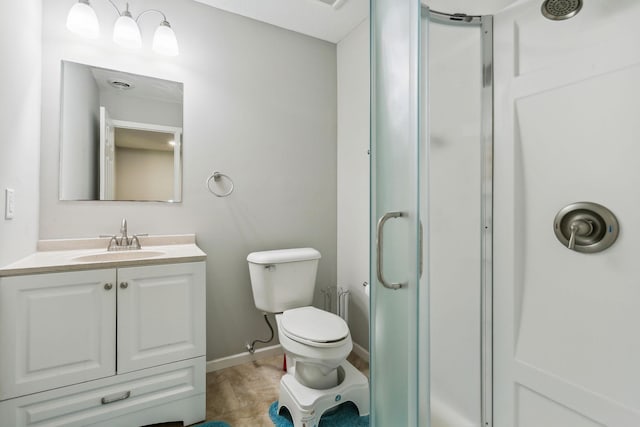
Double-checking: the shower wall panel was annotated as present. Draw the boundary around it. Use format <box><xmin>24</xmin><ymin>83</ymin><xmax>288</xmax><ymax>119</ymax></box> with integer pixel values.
<box><xmin>427</xmin><ymin>19</ymin><xmax>483</xmax><ymax>427</ymax></box>
<box><xmin>494</xmin><ymin>1</ymin><xmax>640</xmax><ymax>426</ymax></box>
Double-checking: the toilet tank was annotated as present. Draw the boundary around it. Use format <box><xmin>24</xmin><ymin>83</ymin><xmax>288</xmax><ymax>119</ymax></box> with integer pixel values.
<box><xmin>247</xmin><ymin>248</ymin><xmax>321</xmax><ymax>313</ymax></box>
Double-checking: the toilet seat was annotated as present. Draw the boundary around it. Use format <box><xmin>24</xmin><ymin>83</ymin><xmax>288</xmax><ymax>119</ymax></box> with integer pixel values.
<box><xmin>280</xmin><ymin>307</ymin><xmax>349</xmax><ymax>347</ymax></box>
<box><xmin>276</xmin><ymin>309</ymin><xmax>354</xmax><ymax>390</ymax></box>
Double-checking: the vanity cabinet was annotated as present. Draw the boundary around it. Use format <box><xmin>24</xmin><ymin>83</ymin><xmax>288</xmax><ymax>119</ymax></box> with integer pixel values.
<box><xmin>0</xmin><ymin>261</ymin><xmax>206</xmax><ymax>427</ymax></box>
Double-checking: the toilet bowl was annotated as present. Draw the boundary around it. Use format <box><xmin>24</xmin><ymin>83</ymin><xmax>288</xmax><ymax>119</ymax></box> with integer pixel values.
<box><xmin>247</xmin><ymin>248</ymin><xmax>369</xmax><ymax>426</ymax></box>
<box><xmin>276</xmin><ymin>306</ymin><xmax>352</xmax><ymax>389</ymax></box>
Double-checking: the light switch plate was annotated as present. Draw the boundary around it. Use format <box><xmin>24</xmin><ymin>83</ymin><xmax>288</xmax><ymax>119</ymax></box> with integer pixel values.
<box><xmin>5</xmin><ymin>188</ymin><xmax>15</xmax><ymax>220</ymax></box>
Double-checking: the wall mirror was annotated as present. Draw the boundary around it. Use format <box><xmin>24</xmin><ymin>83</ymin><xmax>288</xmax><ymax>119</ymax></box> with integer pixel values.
<box><xmin>59</xmin><ymin>61</ymin><xmax>184</xmax><ymax>202</ymax></box>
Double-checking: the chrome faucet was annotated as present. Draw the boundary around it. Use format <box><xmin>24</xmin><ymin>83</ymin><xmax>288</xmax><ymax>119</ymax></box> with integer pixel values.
<box><xmin>119</xmin><ymin>218</ymin><xmax>129</xmax><ymax>246</ymax></box>
<box><xmin>101</xmin><ymin>218</ymin><xmax>147</xmax><ymax>251</ymax></box>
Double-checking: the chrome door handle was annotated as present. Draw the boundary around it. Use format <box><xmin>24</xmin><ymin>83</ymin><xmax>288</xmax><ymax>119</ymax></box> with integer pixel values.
<box><xmin>376</xmin><ymin>211</ymin><xmax>405</xmax><ymax>290</ymax></box>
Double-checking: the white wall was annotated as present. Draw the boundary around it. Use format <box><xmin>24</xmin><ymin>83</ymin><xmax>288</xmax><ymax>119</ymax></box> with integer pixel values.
<box><xmin>494</xmin><ymin>0</ymin><xmax>640</xmax><ymax>425</ymax></box>
<box><xmin>60</xmin><ymin>61</ymin><xmax>99</xmax><ymax>200</ymax></box>
<box><xmin>40</xmin><ymin>0</ymin><xmax>337</xmax><ymax>361</ymax></box>
<box><xmin>100</xmin><ymin>92</ymin><xmax>182</xmax><ymax>127</ymax></box>
<box><xmin>0</xmin><ymin>0</ymin><xmax>41</xmax><ymax>266</ymax></box>
<box><xmin>336</xmin><ymin>18</ymin><xmax>370</xmax><ymax>351</ymax></box>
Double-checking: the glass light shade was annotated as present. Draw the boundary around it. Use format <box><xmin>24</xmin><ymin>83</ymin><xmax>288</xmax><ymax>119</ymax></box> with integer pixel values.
<box><xmin>113</xmin><ymin>12</ymin><xmax>142</xmax><ymax>49</ymax></box>
<box><xmin>152</xmin><ymin>21</ymin><xmax>179</xmax><ymax>56</ymax></box>
<box><xmin>66</xmin><ymin>0</ymin><xmax>99</xmax><ymax>39</ymax></box>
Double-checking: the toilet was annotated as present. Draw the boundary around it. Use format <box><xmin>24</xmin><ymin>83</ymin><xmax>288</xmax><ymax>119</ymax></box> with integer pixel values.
<box><xmin>247</xmin><ymin>248</ymin><xmax>369</xmax><ymax>427</ymax></box>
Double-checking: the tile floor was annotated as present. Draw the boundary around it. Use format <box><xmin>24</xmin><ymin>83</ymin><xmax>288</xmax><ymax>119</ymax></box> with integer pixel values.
<box><xmin>202</xmin><ymin>352</ymin><xmax>369</xmax><ymax>427</ymax></box>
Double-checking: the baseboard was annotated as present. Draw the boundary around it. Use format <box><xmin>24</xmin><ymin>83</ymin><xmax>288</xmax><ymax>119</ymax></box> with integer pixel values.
<box><xmin>352</xmin><ymin>342</ymin><xmax>370</xmax><ymax>361</ymax></box>
<box><xmin>206</xmin><ymin>344</ymin><xmax>284</xmax><ymax>372</ymax></box>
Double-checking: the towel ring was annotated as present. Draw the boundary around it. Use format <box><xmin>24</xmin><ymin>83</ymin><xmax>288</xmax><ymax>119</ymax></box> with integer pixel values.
<box><xmin>206</xmin><ymin>172</ymin><xmax>234</xmax><ymax>197</ymax></box>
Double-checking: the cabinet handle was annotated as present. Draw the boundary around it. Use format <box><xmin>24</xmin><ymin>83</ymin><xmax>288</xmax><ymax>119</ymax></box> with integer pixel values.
<box><xmin>120</xmin><ymin>282</ymin><xmax>128</xmax><ymax>289</ymax></box>
<box><xmin>101</xmin><ymin>390</ymin><xmax>131</xmax><ymax>405</ymax></box>
<box><xmin>104</xmin><ymin>283</ymin><xmax>113</xmax><ymax>291</ymax></box>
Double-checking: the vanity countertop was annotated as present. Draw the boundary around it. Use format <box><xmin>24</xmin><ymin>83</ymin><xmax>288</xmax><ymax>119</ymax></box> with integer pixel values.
<box><xmin>0</xmin><ymin>235</ymin><xmax>206</xmax><ymax>277</ymax></box>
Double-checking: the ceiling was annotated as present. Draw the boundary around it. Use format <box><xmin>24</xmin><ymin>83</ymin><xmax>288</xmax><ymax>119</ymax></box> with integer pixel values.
<box><xmin>193</xmin><ymin>0</ymin><xmax>523</xmax><ymax>44</ymax></box>
<box><xmin>193</xmin><ymin>0</ymin><xmax>369</xmax><ymax>43</ymax></box>
<box><xmin>90</xmin><ymin>66</ymin><xmax>183</xmax><ymax>104</ymax></box>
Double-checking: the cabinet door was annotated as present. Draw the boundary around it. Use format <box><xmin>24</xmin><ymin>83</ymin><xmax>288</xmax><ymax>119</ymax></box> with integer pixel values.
<box><xmin>117</xmin><ymin>262</ymin><xmax>205</xmax><ymax>374</ymax></box>
<box><xmin>0</xmin><ymin>269</ymin><xmax>116</xmax><ymax>400</ymax></box>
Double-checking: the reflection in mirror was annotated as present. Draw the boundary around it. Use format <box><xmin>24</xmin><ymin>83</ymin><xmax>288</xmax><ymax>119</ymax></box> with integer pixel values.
<box><xmin>59</xmin><ymin>61</ymin><xmax>183</xmax><ymax>202</ymax></box>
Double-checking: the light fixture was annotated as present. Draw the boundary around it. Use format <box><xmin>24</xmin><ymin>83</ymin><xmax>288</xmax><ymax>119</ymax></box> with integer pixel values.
<box><xmin>152</xmin><ymin>21</ymin><xmax>179</xmax><ymax>56</ymax></box>
<box><xmin>113</xmin><ymin>4</ymin><xmax>141</xmax><ymax>49</ymax></box>
<box><xmin>66</xmin><ymin>0</ymin><xmax>179</xmax><ymax>56</ymax></box>
<box><xmin>66</xmin><ymin>0</ymin><xmax>99</xmax><ymax>39</ymax></box>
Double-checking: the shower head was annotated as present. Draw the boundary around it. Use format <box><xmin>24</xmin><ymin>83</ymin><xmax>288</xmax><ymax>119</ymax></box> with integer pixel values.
<box><xmin>541</xmin><ymin>0</ymin><xmax>582</xmax><ymax>21</ymax></box>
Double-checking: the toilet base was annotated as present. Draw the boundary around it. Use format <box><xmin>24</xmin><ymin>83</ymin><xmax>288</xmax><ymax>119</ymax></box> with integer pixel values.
<box><xmin>277</xmin><ymin>360</ymin><xmax>369</xmax><ymax>427</ymax></box>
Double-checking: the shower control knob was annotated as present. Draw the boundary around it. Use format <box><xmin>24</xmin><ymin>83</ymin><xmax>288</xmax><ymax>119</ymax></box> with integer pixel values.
<box><xmin>553</xmin><ymin>202</ymin><xmax>619</xmax><ymax>253</ymax></box>
<box><xmin>567</xmin><ymin>219</ymin><xmax>593</xmax><ymax>250</ymax></box>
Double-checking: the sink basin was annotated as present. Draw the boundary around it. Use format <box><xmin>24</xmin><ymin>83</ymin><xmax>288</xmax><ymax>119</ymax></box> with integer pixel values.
<box><xmin>72</xmin><ymin>250</ymin><xmax>166</xmax><ymax>263</ymax></box>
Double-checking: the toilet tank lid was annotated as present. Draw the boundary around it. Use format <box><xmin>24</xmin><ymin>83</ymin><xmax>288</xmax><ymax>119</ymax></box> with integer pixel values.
<box><xmin>247</xmin><ymin>248</ymin><xmax>321</xmax><ymax>264</ymax></box>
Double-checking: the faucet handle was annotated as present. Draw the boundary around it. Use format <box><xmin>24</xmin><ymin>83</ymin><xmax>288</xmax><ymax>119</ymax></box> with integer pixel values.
<box><xmin>99</xmin><ymin>235</ymin><xmax>118</xmax><ymax>251</ymax></box>
<box><xmin>131</xmin><ymin>234</ymin><xmax>148</xmax><ymax>249</ymax></box>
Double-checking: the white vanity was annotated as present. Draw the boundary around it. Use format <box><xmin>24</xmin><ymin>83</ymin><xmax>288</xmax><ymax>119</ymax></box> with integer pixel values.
<box><xmin>0</xmin><ymin>235</ymin><xmax>206</xmax><ymax>427</ymax></box>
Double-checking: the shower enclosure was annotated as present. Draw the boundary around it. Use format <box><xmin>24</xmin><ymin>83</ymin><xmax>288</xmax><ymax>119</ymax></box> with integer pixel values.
<box><xmin>371</xmin><ymin>0</ymin><xmax>640</xmax><ymax>426</ymax></box>
<box><xmin>370</xmin><ymin>1</ymin><xmax>492</xmax><ymax>426</ymax></box>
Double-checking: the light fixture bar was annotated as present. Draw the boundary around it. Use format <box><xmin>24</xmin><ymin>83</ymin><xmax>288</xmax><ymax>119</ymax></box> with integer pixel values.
<box><xmin>65</xmin><ymin>0</ymin><xmax>179</xmax><ymax>56</ymax></box>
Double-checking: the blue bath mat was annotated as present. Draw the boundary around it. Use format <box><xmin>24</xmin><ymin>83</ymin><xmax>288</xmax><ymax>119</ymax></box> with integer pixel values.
<box><xmin>193</xmin><ymin>422</ymin><xmax>231</xmax><ymax>427</ymax></box>
<box><xmin>269</xmin><ymin>401</ymin><xmax>369</xmax><ymax>427</ymax></box>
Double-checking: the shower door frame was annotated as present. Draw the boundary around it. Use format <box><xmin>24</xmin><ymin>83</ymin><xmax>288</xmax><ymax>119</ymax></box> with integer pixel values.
<box><xmin>426</xmin><ymin>9</ymin><xmax>495</xmax><ymax>427</ymax></box>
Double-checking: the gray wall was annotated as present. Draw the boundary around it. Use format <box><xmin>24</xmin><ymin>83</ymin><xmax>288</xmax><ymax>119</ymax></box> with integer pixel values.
<box><xmin>40</xmin><ymin>0</ymin><xmax>337</xmax><ymax>360</ymax></box>
<box><xmin>336</xmin><ymin>19</ymin><xmax>370</xmax><ymax>351</ymax></box>
<box><xmin>0</xmin><ymin>0</ymin><xmax>41</xmax><ymax>266</ymax></box>
<box><xmin>60</xmin><ymin>61</ymin><xmax>99</xmax><ymax>200</ymax></box>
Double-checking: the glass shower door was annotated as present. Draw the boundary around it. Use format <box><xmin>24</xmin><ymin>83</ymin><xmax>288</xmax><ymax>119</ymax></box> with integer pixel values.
<box><xmin>370</xmin><ymin>0</ymin><xmax>427</xmax><ymax>425</ymax></box>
